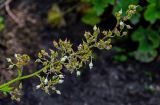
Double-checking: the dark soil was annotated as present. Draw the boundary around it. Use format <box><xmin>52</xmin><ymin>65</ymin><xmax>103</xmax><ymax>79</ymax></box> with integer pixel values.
<box><xmin>0</xmin><ymin>0</ymin><xmax>160</xmax><ymax>105</ymax></box>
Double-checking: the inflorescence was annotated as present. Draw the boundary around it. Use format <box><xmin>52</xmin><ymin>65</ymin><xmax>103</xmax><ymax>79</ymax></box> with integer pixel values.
<box><xmin>0</xmin><ymin>5</ymin><xmax>137</xmax><ymax>101</ymax></box>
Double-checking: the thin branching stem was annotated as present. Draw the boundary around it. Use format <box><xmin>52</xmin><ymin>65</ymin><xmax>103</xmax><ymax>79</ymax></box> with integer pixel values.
<box><xmin>0</xmin><ymin>65</ymin><xmax>49</xmax><ymax>89</ymax></box>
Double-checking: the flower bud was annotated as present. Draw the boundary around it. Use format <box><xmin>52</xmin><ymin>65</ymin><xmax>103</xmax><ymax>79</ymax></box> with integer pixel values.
<box><xmin>9</xmin><ymin>65</ymin><xmax>14</xmax><ymax>69</ymax></box>
<box><xmin>93</xmin><ymin>25</ymin><xmax>97</xmax><ymax>31</ymax></box>
<box><xmin>89</xmin><ymin>62</ymin><xmax>93</xmax><ymax>70</ymax></box>
<box><xmin>129</xmin><ymin>5</ymin><xmax>138</xmax><ymax>10</ymax></box>
<box><xmin>126</xmin><ymin>25</ymin><xmax>132</xmax><ymax>29</ymax></box>
<box><xmin>59</xmin><ymin>74</ymin><xmax>64</xmax><ymax>78</ymax></box>
<box><xmin>14</xmin><ymin>54</ymin><xmax>18</xmax><ymax>58</ymax></box>
<box><xmin>56</xmin><ymin>90</ymin><xmax>61</xmax><ymax>95</ymax></box>
<box><xmin>78</xmin><ymin>44</ymin><xmax>82</xmax><ymax>50</ymax></box>
<box><xmin>122</xmin><ymin>32</ymin><xmax>128</xmax><ymax>36</ymax></box>
<box><xmin>76</xmin><ymin>71</ymin><xmax>81</xmax><ymax>76</ymax></box>
<box><xmin>119</xmin><ymin>9</ymin><xmax>122</xmax><ymax>14</ymax></box>
<box><xmin>58</xmin><ymin>79</ymin><xmax>64</xmax><ymax>84</ymax></box>
<box><xmin>36</xmin><ymin>85</ymin><xmax>41</xmax><ymax>89</ymax></box>
<box><xmin>44</xmin><ymin>78</ymin><xmax>48</xmax><ymax>85</ymax></box>
<box><xmin>60</xmin><ymin>56</ymin><xmax>68</xmax><ymax>62</ymax></box>
<box><xmin>120</xmin><ymin>21</ymin><xmax>124</xmax><ymax>27</ymax></box>
<box><xmin>6</xmin><ymin>58</ymin><xmax>12</xmax><ymax>62</ymax></box>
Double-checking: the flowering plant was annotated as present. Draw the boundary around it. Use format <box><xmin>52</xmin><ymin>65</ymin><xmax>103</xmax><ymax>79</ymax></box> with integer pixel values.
<box><xmin>0</xmin><ymin>5</ymin><xmax>137</xmax><ymax>101</ymax></box>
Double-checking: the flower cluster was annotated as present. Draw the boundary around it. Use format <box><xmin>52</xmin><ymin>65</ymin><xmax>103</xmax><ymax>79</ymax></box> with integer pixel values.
<box><xmin>0</xmin><ymin>4</ymin><xmax>137</xmax><ymax>101</ymax></box>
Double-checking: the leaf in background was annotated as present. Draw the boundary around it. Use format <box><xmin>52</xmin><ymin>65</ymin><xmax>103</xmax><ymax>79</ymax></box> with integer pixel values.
<box><xmin>92</xmin><ymin>0</ymin><xmax>114</xmax><ymax>16</ymax></box>
<box><xmin>47</xmin><ymin>4</ymin><xmax>66</xmax><ymax>28</ymax></box>
<box><xmin>144</xmin><ymin>0</ymin><xmax>160</xmax><ymax>23</ymax></box>
<box><xmin>81</xmin><ymin>0</ymin><xmax>114</xmax><ymax>25</ymax></box>
<box><xmin>131</xmin><ymin>26</ymin><xmax>160</xmax><ymax>62</ymax></box>
<box><xmin>147</xmin><ymin>28</ymin><xmax>160</xmax><ymax>48</ymax></box>
<box><xmin>147</xmin><ymin>0</ymin><xmax>157</xmax><ymax>3</ymax></box>
<box><xmin>131</xmin><ymin>26</ymin><xmax>145</xmax><ymax>42</ymax></box>
<box><xmin>144</xmin><ymin>3</ymin><xmax>157</xmax><ymax>23</ymax></box>
<box><xmin>82</xmin><ymin>9</ymin><xmax>100</xmax><ymax>25</ymax></box>
<box><xmin>133</xmin><ymin>50</ymin><xmax>157</xmax><ymax>62</ymax></box>
<box><xmin>0</xmin><ymin>16</ymin><xmax>5</xmax><ymax>31</ymax></box>
<box><xmin>114</xmin><ymin>54</ymin><xmax>128</xmax><ymax>62</ymax></box>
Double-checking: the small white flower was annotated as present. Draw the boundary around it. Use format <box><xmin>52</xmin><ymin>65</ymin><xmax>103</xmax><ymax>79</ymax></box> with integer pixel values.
<box><xmin>56</xmin><ymin>90</ymin><xmax>61</xmax><ymax>95</ymax></box>
<box><xmin>59</xmin><ymin>74</ymin><xmax>64</xmax><ymax>78</ymax></box>
<box><xmin>52</xmin><ymin>87</ymin><xmax>56</xmax><ymax>90</ymax></box>
<box><xmin>8</xmin><ymin>65</ymin><xmax>14</xmax><ymax>69</ymax></box>
<box><xmin>126</xmin><ymin>25</ymin><xmax>132</xmax><ymax>29</ymax></box>
<box><xmin>78</xmin><ymin>44</ymin><xmax>82</xmax><ymax>50</ymax></box>
<box><xmin>36</xmin><ymin>85</ymin><xmax>41</xmax><ymax>89</ymax></box>
<box><xmin>76</xmin><ymin>71</ymin><xmax>81</xmax><ymax>76</ymax></box>
<box><xmin>93</xmin><ymin>25</ymin><xmax>97</xmax><ymax>31</ymax></box>
<box><xmin>6</xmin><ymin>58</ymin><xmax>11</xmax><ymax>62</ymax></box>
<box><xmin>89</xmin><ymin>62</ymin><xmax>93</xmax><ymax>70</ymax></box>
<box><xmin>119</xmin><ymin>9</ymin><xmax>122</xmax><ymax>14</ymax></box>
<box><xmin>44</xmin><ymin>78</ymin><xmax>48</xmax><ymax>85</ymax></box>
<box><xmin>60</xmin><ymin>56</ymin><xmax>68</xmax><ymax>62</ymax></box>
<box><xmin>106</xmin><ymin>46</ymin><xmax>111</xmax><ymax>50</ymax></box>
<box><xmin>120</xmin><ymin>21</ymin><xmax>124</xmax><ymax>26</ymax></box>
<box><xmin>14</xmin><ymin>54</ymin><xmax>18</xmax><ymax>58</ymax></box>
<box><xmin>58</xmin><ymin>79</ymin><xmax>64</xmax><ymax>84</ymax></box>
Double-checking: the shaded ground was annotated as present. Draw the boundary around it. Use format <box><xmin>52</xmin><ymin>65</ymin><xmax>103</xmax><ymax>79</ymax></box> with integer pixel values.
<box><xmin>0</xmin><ymin>0</ymin><xmax>160</xmax><ymax>105</ymax></box>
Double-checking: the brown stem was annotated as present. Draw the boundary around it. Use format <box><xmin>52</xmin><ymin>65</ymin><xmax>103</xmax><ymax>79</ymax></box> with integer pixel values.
<box><xmin>5</xmin><ymin>0</ymin><xmax>23</xmax><ymax>27</ymax></box>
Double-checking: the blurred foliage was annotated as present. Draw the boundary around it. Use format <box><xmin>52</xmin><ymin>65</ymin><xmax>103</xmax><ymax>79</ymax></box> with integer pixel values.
<box><xmin>81</xmin><ymin>0</ymin><xmax>114</xmax><ymax>25</ymax></box>
<box><xmin>47</xmin><ymin>4</ymin><xmax>66</xmax><ymax>28</ymax></box>
<box><xmin>80</xmin><ymin>0</ymin><xmax>160</xmax><ymax>63</ymax></box>
<box><xmin>131</xmin><ymin>27</ymin><xmax>160</xmax><ymax>62</ymax></box>
<box><xmin>144</xmin><ymin>0</ymin><xmax>160</xmax><ymax>23</ymax></box>
<box><xmin>0</xmin><ymin>16</ymin><xmax>5</xmax><ymax>31</ymax></box>
<box><xmin>113</xmin><ymin>47</ymin><xmax>128</xmax><ymax>62</ymax></box>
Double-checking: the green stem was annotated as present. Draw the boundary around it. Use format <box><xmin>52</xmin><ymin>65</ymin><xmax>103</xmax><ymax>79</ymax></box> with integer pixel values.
<box><xmin>0</xmin><ymin>65</ymin><xmax>49</xmax><ymax>89</ymax></box>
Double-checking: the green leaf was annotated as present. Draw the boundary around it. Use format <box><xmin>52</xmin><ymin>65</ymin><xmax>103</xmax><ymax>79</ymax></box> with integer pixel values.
<box><xmin>131</xmin><ymin>27</ymin><xmax>145</xmax><ymax>41</ymax></box>
<box><xmin>147</xmin><ymin>28</ymin><xmax>160</xmax><ymax>48</ymax></box>
<box><xmin>0</xmin><ymin>16</ymin><xmax>5</xmax><ymax>31</ymax></box>
<box><xmin>133</xmin><ymin>50</ymin><xmax>157</xmax><ymax>62</ymax></box>
<box><xmin>81</xmin><ymin>0</ymin><xmax>114</xmax><ymax>25</ymax></box>
<box><xmin>131</xmin><ymin>27</ymin><xmax>160</xmax><ymax>62</ymax></box>
<box><xmin>147</xmin><ymin>0</ymin><xmax>157</xmax><ymax>3</ymax></box>
<box><xmin>92</xmin><ymin>0</ymin><xmax>114</xmax><ymax>16</ymax></box>
<box><xmin>144</xmin><ymin>0</ymin><xmax>160</xmax><ymax>23</ymax></box>
<box><xmin>144</xmin><ymin>3</ymin><xmax>157</xmax><ymax>23</ymax></box>
<box><xmin>82</xmin><ymin>10</ymin><xmax>100</xmax><ymax>25</ymax></box>
<box><xmin>114</xmin><ymin>55</ymin><xmax>128</xmax><ymax>62</ymax></box>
